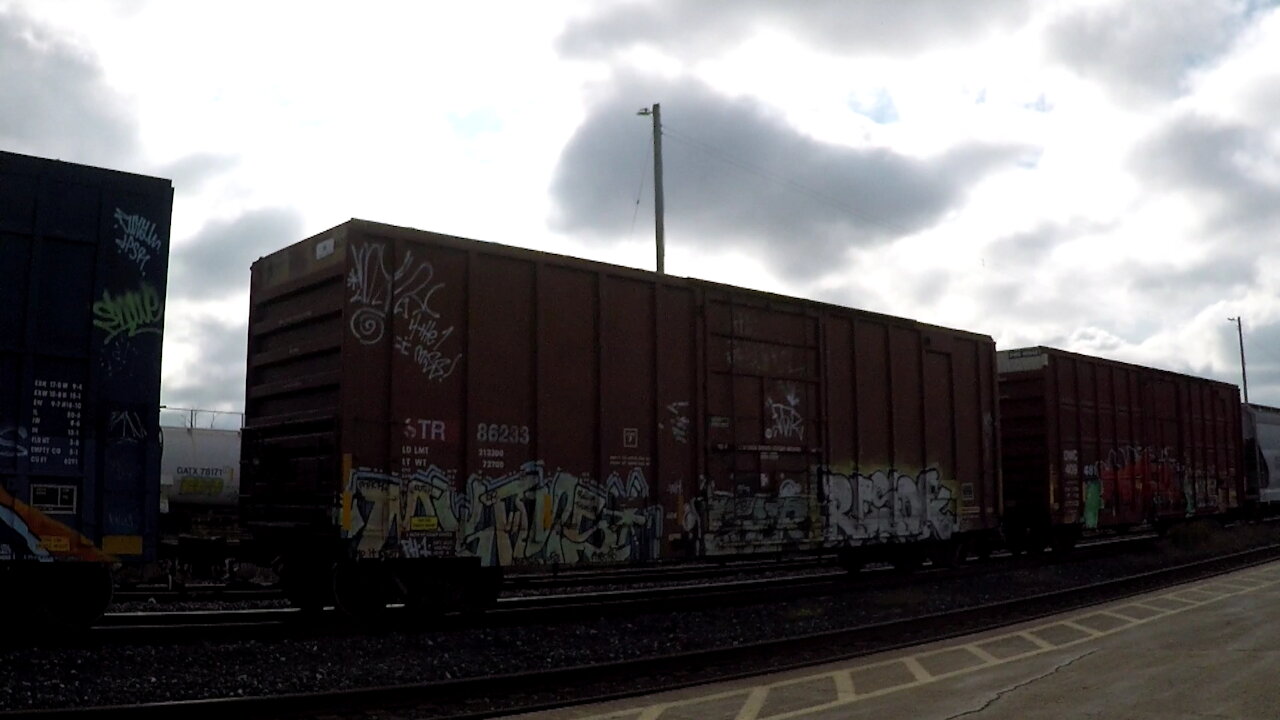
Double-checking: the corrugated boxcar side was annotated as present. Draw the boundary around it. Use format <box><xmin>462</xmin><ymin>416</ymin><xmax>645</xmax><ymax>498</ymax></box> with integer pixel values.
<box><xmin>999</xmin><ymin>347</ymin><xmax>1241</xmax><ymax>535</ymax></box>
<box><xmin>242</xmin><ymin>226</ymin><xmax>347</xmax><ymax>539</ymax></box>
<box><xmin>247</xmin><ymin>219</ymin><xmax>1000</xmax><ymax>571</ymax></box>
<box><xmin>0</xmin><ymin>151</ymin><xmax>171</xmax><ymax>564</ymax></box>
<box><xmin>337</xmin><ymin>223</ymin><xmax>699</xmax><ymax>566</ymax></box>
<box><xmin>818</xmin><ymin>310</ymin><xmax>999</xmax><ymax>549</ymax></box>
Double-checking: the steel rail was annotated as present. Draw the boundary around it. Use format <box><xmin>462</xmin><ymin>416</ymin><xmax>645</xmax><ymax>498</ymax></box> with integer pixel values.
<box><xmin>12</xmin><ymin>541</ymin><xmax>1277</xmax><ymax>719</ymax></box>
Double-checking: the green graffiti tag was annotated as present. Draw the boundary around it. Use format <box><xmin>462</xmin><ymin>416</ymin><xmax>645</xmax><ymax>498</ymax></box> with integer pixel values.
<box><xmin>92</xmin><ymin>283</ymin><xmax>163</xmax><ymax>343</ymax></box>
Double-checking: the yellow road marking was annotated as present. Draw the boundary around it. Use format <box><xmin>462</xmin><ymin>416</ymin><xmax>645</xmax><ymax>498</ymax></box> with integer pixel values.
<box><xmin>1061</xmin><ymin>620</ymin><xmax>1107</xmax><ymax>636</ymax></box>
<box><xmin>965</xmin><ymin>645</ymin><xmax>1003</xmax><ymax>664</ymax></box>
<box><xmin>734</xmin><ymin>687</ymin><xmax>770</xmax><ymax>720</ymax></box>
<box><xmin>832</xmin><ymin>671</ymin><xmax>855</xmax><ymax>701</ymax></box>
<box><xmin>901</xmin><ymin>656</ymin><xmax>932</xmax><ymax>682</ymax></box>
<box><xmin>569</xmin><ymin>561</ymin><xmax>1280</xmax><ymax>720</ymax></box>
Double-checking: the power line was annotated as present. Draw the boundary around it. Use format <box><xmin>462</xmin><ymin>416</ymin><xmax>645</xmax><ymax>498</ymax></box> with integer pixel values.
<box><xmin>629</xmin><ymin>141</ymin><xmax>650</xmax><ymax>236</ymax></box>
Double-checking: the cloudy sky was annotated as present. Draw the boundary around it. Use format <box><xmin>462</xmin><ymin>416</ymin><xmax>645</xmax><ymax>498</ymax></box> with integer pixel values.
<box><xmin>4</xmin><ymin>0</ymin><xmax>1279</xmax><ymax>413</ymax></box>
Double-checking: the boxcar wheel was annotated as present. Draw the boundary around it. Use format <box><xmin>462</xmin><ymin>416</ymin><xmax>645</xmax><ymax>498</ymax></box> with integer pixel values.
<box><xmin>837</xmin><ymin>548</ymin><xmax>865</xmax><ymax>574</ymax></box>
<box><xmin>280</xmin><ymin>558</ymin><xmax>333</xmax><ymax>612</ymax></box>
<box><xmin>1050</xmin><ymin>528</ymin><xmax>1080</xmax><ymax>554</ymax></box>
<box><xmin>891</xmin><ymin>547</ymin><xmax>924</xmax><ymax>572</ymax></box>
<box><xmin>332</xmin><ymin>560</ymin><xmax>391</xmax><ymax>621</ymax></box>
<box><xmin>30</xmin><ymin>563</ymin><xmax>114</xmax><ymax>632</ymax></box>
<box><xmin>927</xmin><ymin>540</ymin><xmax>965</xmax><ymax>568</ymax></box>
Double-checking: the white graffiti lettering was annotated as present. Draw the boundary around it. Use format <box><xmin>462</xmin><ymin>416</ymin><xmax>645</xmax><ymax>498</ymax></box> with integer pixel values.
<box><xmin>113</xmin><ymin>208</ymin><xmax>162</xmax><ymax>275</ymax></box>
<box><xmin>822</xmin><ymin>467</ymin><xmax>957</xmax><ymax>544</ymax></box>
<box><xmin>108</xmin><ymin>410</ymin><xmax>146</xmax><ymax>441</ymax></box>
<box><xmin>764</xmin><ymin>390</ymin><xmax>804</xmax><ymax>442</ymax></box>
<box><xmin>666</xmin><ymin>401</ymin><xmax>690</xmax><ymax>444</ymax></box>
<box><xmin>347</xmin><ymin>243</ymin><xmax>463</xmax><ymax>381</ymax></box>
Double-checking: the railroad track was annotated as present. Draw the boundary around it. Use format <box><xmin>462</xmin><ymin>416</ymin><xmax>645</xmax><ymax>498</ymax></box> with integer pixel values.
<box><xmin>109</xmin><ymin>555</ymin><xmax>840</xmax><ymax>604</ymax></box>
<box><xmin>18</xmin><ymin>542</ymin><xmax>1278</xmax><ymax>720</ymax></box>
<box><xmin>94</xmin><ymin>532</ymin><xmax>1160</xmax><ymax>632</ymax></box>
<box><xmin>4</xmin><ymin>527</ymin><xmax>1272</xmax><ymax>718</ymax></box>
<box><xmin>62</xmin><ymin>531</ymin><xmax>1156</xmax><ymax>648</ymax></box>
<box><xmin>110</xmin><ymin>531</ymin><xmax>1160</xmax><ymax>608</ymax></box>
<box><xmin>89</xmin><ymin>570</ymin><xmax>853</xmax><ymax>644</ymax></box>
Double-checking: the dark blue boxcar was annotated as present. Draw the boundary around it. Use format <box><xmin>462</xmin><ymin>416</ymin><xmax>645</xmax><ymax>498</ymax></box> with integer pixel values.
<box><xmin>0</xmin><ymin>151</ymin><xmax>172</xmax><ymax>624</ymax></box>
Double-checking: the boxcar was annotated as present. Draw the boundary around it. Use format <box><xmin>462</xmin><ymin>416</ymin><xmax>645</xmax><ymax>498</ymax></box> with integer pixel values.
<box><xmin>242</xmin><ymin>220</ymin><xmax>1000</xmax><ymax>613</ymax></box>
<box><xmin>0</xmin><ymin>151</ymin><xmax>172</xmax><ymax>625</ymax></box>
<box><xmin>1243</xmin><ymin>403</ymin><xmax>1280</xmax><ymax>506</ymax></box>
<box><xmin>998</xmin><ymin>347</ymin><xmax>1243</xmax><ymax>551</ymax></box>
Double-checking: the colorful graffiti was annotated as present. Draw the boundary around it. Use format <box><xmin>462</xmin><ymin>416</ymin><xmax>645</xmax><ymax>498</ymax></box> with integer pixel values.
<box><xmin>0</xmin><ymin>486</ymin><xmax>109</xmax><ymax>562</ymax></box>
<box><xmin>821</xmin><ymin>467</ymin><xmax>958</xmax><ymax>544</ymax></box>
<box><xmin>1078</xmin><ymin>445</ymin><xmax>1218</xmax><ymax>528</ymax></box>
<box><xmin>343</xmin><ymin>461</ymin><xmax>662</xmax><ymax>566</ymax></box>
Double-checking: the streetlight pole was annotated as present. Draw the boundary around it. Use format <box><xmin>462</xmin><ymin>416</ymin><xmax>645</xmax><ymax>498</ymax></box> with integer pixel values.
<box><xmin>1228</xmin><ymin>316</ymin><xmax>1249</xmax><ymax>402</ymax></box>
<box><xmin>637</xmin><ymin>103</ymin><xmax>664</xmax><ymax>274</ymax></box>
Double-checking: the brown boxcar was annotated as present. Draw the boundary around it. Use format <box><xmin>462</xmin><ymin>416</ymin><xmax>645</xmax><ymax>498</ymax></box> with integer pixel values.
<box><xmin>242</xmin><ymin>220</ymin><xmax>1000</xmax><ymax>609</ymax></box>
<box><xmin>998</xmin><ymin>347</ymin><xmax>1243</xmax><ymax>550</ymax></box>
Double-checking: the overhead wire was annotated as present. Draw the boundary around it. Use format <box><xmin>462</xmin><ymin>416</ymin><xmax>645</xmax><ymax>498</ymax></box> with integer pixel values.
<box><xmin>630</xmin><ymin>137</ymin><xmax>650</xmax><ymax>237</ymax></box>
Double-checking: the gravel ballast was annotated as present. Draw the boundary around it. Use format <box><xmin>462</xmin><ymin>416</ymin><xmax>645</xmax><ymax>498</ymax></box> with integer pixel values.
<box><xmin>3</xmin><ymin>522</ymin><xmax>1277</xmax><ymax>712</ymax></box>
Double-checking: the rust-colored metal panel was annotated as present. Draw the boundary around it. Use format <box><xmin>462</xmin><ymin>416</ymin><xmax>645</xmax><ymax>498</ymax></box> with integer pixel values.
<box><xmin>654</xmin><ymin>284</ymin><xmax>699</xmax><ymax>557</ymax></box>
<box><xmin>244</xmin><ymin>219</ymin><xmax>1001</xmax><ymax>569</ymax></box>
<box><xmin>819</xmin><ymin>314</ymin><xmax>998</xmax><ymax>548</ymax></box>
<box><xmin>998</xmin><ymin>347</ymin><xmax>1243</xmax><ymax>536</ymax></box>
<box><xmin>699</xmin><ymin>290</ymin><xmax>822</xmax><ymax>555</ymax></box>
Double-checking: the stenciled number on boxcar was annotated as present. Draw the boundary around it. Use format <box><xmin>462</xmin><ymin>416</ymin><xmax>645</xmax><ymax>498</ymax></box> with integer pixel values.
<box><xmin>476</xmin><ymin>423</ymin><xmax>530</xmax><ymax>445</ymax></box>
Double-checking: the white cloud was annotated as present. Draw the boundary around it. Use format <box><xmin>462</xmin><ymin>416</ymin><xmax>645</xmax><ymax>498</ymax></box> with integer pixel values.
<box><xmin>4</xmin><ymin>0</ymin><xmax>1280</xmax><ymax>407</ymax></box>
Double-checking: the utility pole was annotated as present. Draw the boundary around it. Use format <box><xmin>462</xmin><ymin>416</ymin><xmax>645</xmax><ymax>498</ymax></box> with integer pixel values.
<box><xmin>1228</xmin><ymin>316</ymin><xmax>1249</xmax><ymax>402</ymax></box>
<box><xmin>637</xmin><ymin>103</ymin><xmax>664</xmax><ymax>274</ymax></box>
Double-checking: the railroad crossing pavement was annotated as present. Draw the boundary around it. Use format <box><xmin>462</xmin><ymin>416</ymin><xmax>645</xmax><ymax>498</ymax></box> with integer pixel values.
<box><xmin>526</xmin><ymin>560</ymin><xmax>1280</xmax><ymax>720</ymax></box>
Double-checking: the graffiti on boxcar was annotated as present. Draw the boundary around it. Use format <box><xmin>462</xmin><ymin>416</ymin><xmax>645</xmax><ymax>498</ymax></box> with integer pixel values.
<box><xmin>0</xmin><ymin>504</ymin><xmax>51</xmax><ymax>560</ymax></box>
<box><xmin>822</xmin><ymin>467</ymin><xmax>957</xmax><ymax>543</ymax></box>
<box><xmin>343</xmin><ymin>462</ymin><xmax>662</xmax><ymax>567</ymax></box>
<box><xmin>1077</xmin><ymin>444</ymin><xmax>1216</xmax><ymax>527</ymax></box>
<box><xmin>92</xmin><ymin>282</ymin><xmax>163</xmax><ymax>344</ymax></box>
<box><xmin>0</xmin><ymin>486</ymin><xmax>109</xmax><ymax>562</ymax></box>
<box><xmin>665</xmin><ymin>401</ymin><xmax>690</xmax><ymax>444</ymax></box>
<box><xmin>347</xmin><ymin>242</ymin><xmax>462</xmax><ymax>381</ymax></box>
<box><xmin>347</xmin><ymin>242</ymin><xmax>394</xmax><ymax>343</ymax></box>
<box><xmin>0</xmin><ymin>425</ymin><xmax>28</xmax><ymax>458</ymax></box>
<box><xmin>701</xmin><ymin>475</ymin><xmax>813</xmax><ymax>555</ymax></box>
<box><xmin>108</xmin><ymin>410</ymin><xmax>146</xmax><ymax>441</ymax></box>
<box><xmin>112</xmin><ymin>208</ymin><xmax>163</xmax><ymax>276</ymax></box>
<box><xmin>404</xmin><ymin>313</ymin><xmax>460</xmax><ymax>380</ymax></box>
<box><xmin>764</xmin><ymin>390</ymin><xmax>804</xmax><ymax>442</ymax></box>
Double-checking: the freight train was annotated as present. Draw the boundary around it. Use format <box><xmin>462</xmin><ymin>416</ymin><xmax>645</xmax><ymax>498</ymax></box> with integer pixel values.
<box><xmin>3</xmin><ymin>151</ymin><xmax>1279</xmax><ymax>626</ymax></box>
